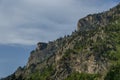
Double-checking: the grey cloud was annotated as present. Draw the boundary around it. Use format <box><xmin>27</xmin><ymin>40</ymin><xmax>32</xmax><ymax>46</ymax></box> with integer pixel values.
<box><xmin>0</xmin><ymin>0</ymin><xmax>118</xmax><ymax>45</ymax></box>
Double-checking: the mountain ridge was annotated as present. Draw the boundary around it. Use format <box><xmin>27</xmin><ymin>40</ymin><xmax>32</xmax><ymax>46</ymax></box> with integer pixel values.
<box><xmin>1</xmin><ymin>3</ymin><xmax>120</xmax><ymax>80</ymax></box>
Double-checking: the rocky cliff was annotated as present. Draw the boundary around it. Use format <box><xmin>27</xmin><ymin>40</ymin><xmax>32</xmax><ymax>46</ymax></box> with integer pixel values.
<box><xmin>1</xmin><ymin>3</ymin><xmax>120</xmax><ymax>80</ymax></box>
<box><xmin>77</xmin><ymin>3</ymin><xmax>120</xmax><ymax>31</ymax></box>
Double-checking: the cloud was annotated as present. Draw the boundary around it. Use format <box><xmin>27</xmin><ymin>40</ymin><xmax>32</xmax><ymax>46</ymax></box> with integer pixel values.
<box><xmin>0</xmin><ymin>0</ymin><xmax>118</xmax><ymax>45</ymax></box>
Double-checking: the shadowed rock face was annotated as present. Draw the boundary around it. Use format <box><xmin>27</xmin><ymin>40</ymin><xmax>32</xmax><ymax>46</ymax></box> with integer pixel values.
<box><xmin>27</xmin><ymin>42</ymin><xmax>57</xmax><ymax>68</ymax></box>
<box><xmin>1</xmin><ymin>3</ymin><xmax>120</xmax><ymax>80</ymax></box>
<box><xmin>36</xmin><ymin>42</ymin><xmax>47</xmax><ymax>50</ymax></box>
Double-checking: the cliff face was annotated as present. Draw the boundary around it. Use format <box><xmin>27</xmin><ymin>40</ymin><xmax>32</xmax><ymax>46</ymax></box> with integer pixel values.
<box><xmin>26</xmin><ymin>42</ymin><xmax>57</xmax><ymax>68</ymax></box>
<box><xmin>77</xmin><ymin>3</ymin><xmax>120</xmax><ymax>31</ymax></box>
<box><xmin>1</xmin><ymin>3</ymin><xmax>120</xmax><ymax>80</ymax></box>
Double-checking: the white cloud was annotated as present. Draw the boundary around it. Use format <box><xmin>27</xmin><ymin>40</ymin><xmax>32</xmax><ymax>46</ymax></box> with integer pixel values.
<box><xmin>0</xmin><ymin>0</ymin><xmax>118</xmax><ymax>45</ymax></box>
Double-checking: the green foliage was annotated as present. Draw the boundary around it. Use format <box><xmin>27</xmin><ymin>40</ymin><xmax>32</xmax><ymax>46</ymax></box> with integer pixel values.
<box><xmin>104</xmin><ymin>19</ymin><xmax>120</xmax><ymax>80</ymax></box>
<box><xmin>65</xmin><ymin>72</ymin><xmax>99</xmax><ymax>80</ymax></box>
<box><xmin>104</xmin><ymin>19</ymin><xmax>120</xmax><ymax>61</ymax></box>
<box><xmin>63</xmin><ymin>49</ymin><xmax>76</xmax><ymax>58</ymax></box>
<box><xmin>26</xmin><ymin>65</ymin><xmax>54</xmax><ymax>80</ymax></box>
<box><xmin>104</xmin><ymin>63</ymin><xmax>120</xmax><ymax>80</ymax></box>
<box><xmin>74</xmin><ymin>41</ymin><xmax>84</xmax><ymax>50</ymax></box>
<box><xmin>107</xmin><ymin>46</ymin><xmax>120</xmax><ymax>61</ymax></box>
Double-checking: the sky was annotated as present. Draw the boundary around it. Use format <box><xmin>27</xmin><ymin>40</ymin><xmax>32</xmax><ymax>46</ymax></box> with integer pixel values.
<box><xmin>0</xmin><ymin>0</ymin><xmax>119</xmax><ymax>78</ymax></box>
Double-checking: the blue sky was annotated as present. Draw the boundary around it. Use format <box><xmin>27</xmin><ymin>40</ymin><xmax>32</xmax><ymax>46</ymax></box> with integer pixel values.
<box><xmin>0</xmin><ymin>0</ymin><xmax>119</xmax><ymax>78</ymax></box>
<box><xmin>0</xmin><ymin>45</ymin><xmax>35</xmax><ymax>78</ymax></box>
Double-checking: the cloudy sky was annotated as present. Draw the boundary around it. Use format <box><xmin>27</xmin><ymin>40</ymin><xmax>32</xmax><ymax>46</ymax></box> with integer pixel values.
<box><xmin>0</xmin><ymin>0</ymin><xmax>119</xmax><ymax>78</ymax></box>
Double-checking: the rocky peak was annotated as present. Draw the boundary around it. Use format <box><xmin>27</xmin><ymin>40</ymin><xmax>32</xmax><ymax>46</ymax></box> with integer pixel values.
<box><xmin>36</xmin><ymin>42</ymin><xmax>47</xmax><ymax>51</ymax></box>
<box><xmin>77</xmin><ymin>3</ymin><xmax>120</xmax><ymax>31</ymax></box>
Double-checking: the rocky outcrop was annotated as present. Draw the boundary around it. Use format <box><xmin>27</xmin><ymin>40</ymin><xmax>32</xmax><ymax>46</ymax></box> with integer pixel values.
<box><xmin>27</xmin><ymin>41</ymin><xmax>57</xmax><ymax>68</ymax></box>
<box><xmin>36</xmin><ymin>42</ymin><xmax>47</xmax><ymax>50</ymax></box>
<box><xmin>77</xmin><ymin>3</ymin><xmax>120</xmax><ymax>31</ymax></box>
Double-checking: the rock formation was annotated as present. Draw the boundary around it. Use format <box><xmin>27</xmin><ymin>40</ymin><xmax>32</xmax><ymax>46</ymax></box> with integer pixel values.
<box><xmin>77</xmin><ymin>3</ymin><xmax>120</xmax><ymax>31</ymax></box>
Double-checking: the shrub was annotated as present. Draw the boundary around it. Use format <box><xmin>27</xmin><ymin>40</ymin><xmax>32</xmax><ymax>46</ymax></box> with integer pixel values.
<box><xmin>65</xmin><ymin>72</ymin><xmax>99</xmax><ymax>80</ymax></box>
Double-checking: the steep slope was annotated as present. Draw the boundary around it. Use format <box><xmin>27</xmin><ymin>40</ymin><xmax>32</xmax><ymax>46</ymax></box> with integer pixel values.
<box><xmin>1</xmin><ymin>3</ymin><xmax>120</xmax><ymax>80</ymax></box>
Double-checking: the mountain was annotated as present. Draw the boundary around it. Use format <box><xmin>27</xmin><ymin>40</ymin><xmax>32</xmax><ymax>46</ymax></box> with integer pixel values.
<box><xmin>1</xmin><ymin>3</ymin><xmax>120</xmax><ymax>80</ymax></box>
